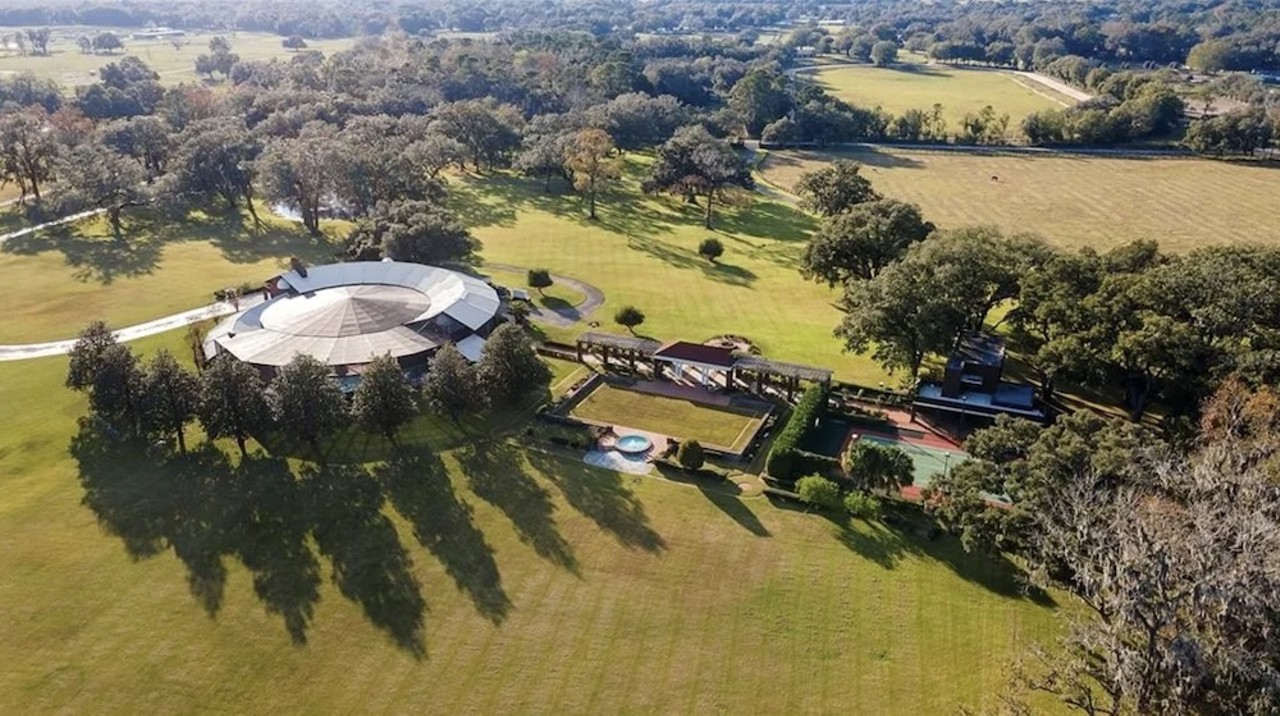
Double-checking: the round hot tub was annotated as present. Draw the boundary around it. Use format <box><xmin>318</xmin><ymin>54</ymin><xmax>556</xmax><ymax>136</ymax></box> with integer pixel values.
<box><xmin>615</xmin><ymin>434</ymin><xmax>653</xmax><ymax>454</ymax></box>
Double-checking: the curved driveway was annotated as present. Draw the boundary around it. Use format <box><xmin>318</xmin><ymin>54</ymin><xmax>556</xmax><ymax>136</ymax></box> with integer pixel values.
<box><xmin>0</xmin><ymin>263</ymin><xmax>605</xmax><ymax>362</ymax></box>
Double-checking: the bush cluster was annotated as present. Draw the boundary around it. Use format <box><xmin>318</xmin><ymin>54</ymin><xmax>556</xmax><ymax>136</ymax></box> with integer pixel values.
<box><xmin>765</xmin><ymin>383</ymin><xmax>829</xmax><ymax>479</ymax></box>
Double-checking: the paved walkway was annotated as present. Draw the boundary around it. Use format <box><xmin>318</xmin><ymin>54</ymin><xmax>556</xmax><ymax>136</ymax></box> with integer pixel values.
<box><xmin>0</xmin><ymin>208</ymin><xmax>106</xmax><ymax>246</ymax></box>
<box><xmin>483</xmin><ymin>263</ymin><xmax>605</xmax><ymax>328</ymax></box>
<box><xmin>0</xmin><ymin>292</ymin><xmax>266</xmax><ymax>362</ymax></box>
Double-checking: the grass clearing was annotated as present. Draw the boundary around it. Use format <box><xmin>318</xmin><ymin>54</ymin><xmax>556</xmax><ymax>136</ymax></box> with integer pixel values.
<box><xmin>760</xmin><ymin>147</ymin><xmax>1280</xmax><ymax>253</ymax></box>
<box><xmin>809</xmin><ymin>61</ymin><xmax>1063</xmax><ymax>132</ymax></box>
<box><xmin>0</xmin><ymin>209</ymin><xmax>340</xmax><ymax>343</ymax></box>
<box><xmin>570</xmin><ymin>383</ymin><xmax>765</xmax><ymax>450</ymax></box>
<box><xmin>0</xmin><ymin>329</ymin><xmax>1062</xmax><ymax>713</ymax></box>
<box><xmin>0</xmin><ymin>30</ymin><xmax>355</xmax><ymax>86</ymax></box>
<box><xmin>451</xmin><ymin>159</ymin><xmax>894</xmax><ymax>385</ymax></box>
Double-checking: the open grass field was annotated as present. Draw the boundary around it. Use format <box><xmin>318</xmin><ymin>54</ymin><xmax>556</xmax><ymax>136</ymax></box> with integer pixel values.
<box><xmin>808</xmin><ymin>61</ymin><xmax>1064</xmax><ymax>132</ymax></box>
<box><xmin>451</xmin><ymin>160</ymin><xmax>895</xmax><ymax>385</ymax></box>
<box><xmin>760</xmin><ymin>147</ymin><xmax>1280</xmax><ymax>253</ymax></box>
<box><xmin>0</xmin><ymin>209</ymin><xmax>341</xmax><ymax>343</ymax></box>
<box><xmin>570</xmin><ymin>383</ymin><xmax>765</xmax><ymax>450</ymax></box>
<box><xmin>0</xmin><ymin>329</ymin><xmax>1062</xmax><ymax>714</ymax></box>
<box><xmin>0</xmin><ymin>30</ymin><xmax>355</xmax><ymax>87</ymax></box>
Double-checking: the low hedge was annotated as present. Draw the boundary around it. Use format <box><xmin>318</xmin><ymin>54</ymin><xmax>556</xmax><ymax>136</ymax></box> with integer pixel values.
<box><xmin>765</xmin><ymin>383</ymin><xmax>829</xmax><ymax>480</ymax></box>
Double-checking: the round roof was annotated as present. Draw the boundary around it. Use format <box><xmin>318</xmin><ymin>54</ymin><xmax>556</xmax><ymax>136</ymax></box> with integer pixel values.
<box><xmin>259</xmin><ymin>285</ymin><xmax>431</xmax><ymax>338</ymax></box>
<box><xmin>209</xmin><ymin>261</ymin><xmax>500</xmax><ymax>368</ymax></box>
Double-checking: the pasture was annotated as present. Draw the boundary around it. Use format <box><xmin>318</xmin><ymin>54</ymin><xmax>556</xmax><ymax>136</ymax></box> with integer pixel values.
<box><xmin>807</xmin><ymin>61</ymin><xmax>1065</xmax><ymax>133</ymax></box>
<box><xmin>0</xmin><ymin>330</ymin><xmax>1061</xmax><ymax>714</ymax></box>
<box><xmin>759</xmin><ymin>147</ymin><xmax>1280</xmax><ymax>253</ymax></box>
<box><xmin>0</xmin><ymin>30</ymin><xmax>354</xmax><ymax>86</ymax></box>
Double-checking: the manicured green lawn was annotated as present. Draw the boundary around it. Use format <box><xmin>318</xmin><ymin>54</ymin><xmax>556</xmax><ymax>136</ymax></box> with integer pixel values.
<box><xmin>478</xmin><ymin>265</ymin><xmax>588</xmax><ymax>309</ymax></box>
<box><xmin>0</xmin><ymin>30</ymin><xmax>354</xmax><ymax>86</ymax></box>
<box><xmin>570</xmin><ymin>383</ymin><xmax>764</xmax><ymax>449</ymax></box>
<box><xmin>810</xmin><ymin>62</ymin><xmax>1063</xmax><ymax>134</ymax></box>
<box><xmin>760</xmin><ymin>147</ymin><xmax>1280</xmax><ymax>253</ymax></box>
<box><xmin>0</xmin><ymin>330</ymin><xmax>1062</xmax><ymax>713</ymax></box>
<box><xmin>0</xmin><ymin>209</ymin><xmax>341</xmax><ymax>343</ymax></box>
<box><xmin>452</xmin><ymin>160</ymin><xmax>894</xmax><ymax>385</ymax></box>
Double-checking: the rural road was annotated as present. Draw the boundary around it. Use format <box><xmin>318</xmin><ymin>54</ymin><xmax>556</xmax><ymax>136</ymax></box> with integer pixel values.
<box><xmin>0</xmin><ymin>293</ymin><xmax>265</xmax><ymax>362</ymax></box>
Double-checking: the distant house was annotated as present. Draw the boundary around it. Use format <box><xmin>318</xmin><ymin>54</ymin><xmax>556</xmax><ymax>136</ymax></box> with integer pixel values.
<box><xmin>795</xmin><ymin>45</ymin><xmax>817</xmax><ymax>57</ymax></box>
<box><xmin>132</xmin><ymin>28</ymin><xmax>186</xmax><ymax>40</ymax></box>
<box><xmin>913</xmin><ymin>332</ymin><xmax>1047</xmax><ymax>423</ymax></box>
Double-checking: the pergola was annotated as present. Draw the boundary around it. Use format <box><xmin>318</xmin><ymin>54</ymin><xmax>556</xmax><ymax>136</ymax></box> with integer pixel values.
<box><xmin>575</xmin><ymin>332</ymin><xmax>660</xmax><ymax>373</ymax></box>
<box><xmin>574</xmin><ymin>333</ymin><xmax>833</xmax><ymax>399</ymax></box>
<box><xmin>732</xmin><ymin>355</ymin><xmax>833</xmax><ymax>400</ymax></box>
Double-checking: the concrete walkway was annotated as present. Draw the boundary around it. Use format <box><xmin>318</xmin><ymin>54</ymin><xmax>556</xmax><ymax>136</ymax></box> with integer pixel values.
<box><xmin>0</xmin><ymin>292</ymin><xmax>266</xmax><ymax>362</ymax></box>
<box><xmin>0</xmin><ymin>208</ymin><xmax>106</xmax><ymax>246</ymax></box>
<box><xmin>483</xmin><ymin>263</ymin><xmax>606</xmax><ymax>328</ymax></box>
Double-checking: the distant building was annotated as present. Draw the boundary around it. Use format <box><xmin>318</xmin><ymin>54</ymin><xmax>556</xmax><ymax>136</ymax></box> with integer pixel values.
<box><xmin>795</xmin><ymin>45</ymin><xmax>817</xmax><ymax>57</ymax></box>
<box><xmin>913</xmin><ymin>332</ymin><xmax>1047</xmax><ymax>423</ymax></box>
<box><xmin>132</xmin><ymin>28</ymin><xmax>186</xmax><ymax>40</ymax></box>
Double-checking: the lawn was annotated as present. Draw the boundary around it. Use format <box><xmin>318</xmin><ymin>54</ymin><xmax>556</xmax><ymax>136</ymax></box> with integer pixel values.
<box><xmin>450</xmin><ymin>160</ymin><xmax>895</xmax><ymax>385</ymax></box>
<box><xmin>759</xmin><ymin>147</ymin><xmax>1280</xmax><ymax>253</ymax></box>
<box><xmin>0</xmin><ymin>209</ymin><xmax>341</xmax><ymax>343</ymax></box>
<box><xmin>477</xmin><ymin>265</ymin><xmax>588</xmax><ymax>311</ymax></box>
<box><xmin>0</xmin><ymin>30</ymin><xmax>354</xmax><ymax>87</ymax></box>
<box><xmin>808</xmin><ymin>61</ymin><xmax>1064</xmax><ymax>135</ymax></box>
<box><xmin>0</xmin><ymin>329</ymin><xmax>1062</xmax><ymax>714</ymax></box>
<box><xmin>570</xmin><ymin>383</ymin><xmax>765</xmax><ymax>450</ymax></box>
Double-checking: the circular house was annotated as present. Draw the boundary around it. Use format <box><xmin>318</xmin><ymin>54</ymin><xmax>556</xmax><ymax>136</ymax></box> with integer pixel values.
<box><xmin>203</xmin><ymin>261</ymin><xmax>500</xmax><ymax>384</ymax></box>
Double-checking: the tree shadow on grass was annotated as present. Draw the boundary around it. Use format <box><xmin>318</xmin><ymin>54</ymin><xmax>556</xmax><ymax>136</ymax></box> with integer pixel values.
<box><xmin>653</xmin><ymin>463</ymin><xmax>771</xmax><ymax>537</ymax></box>
<box><xmin>376</xmin><ymin>448</ymin><xmax>512</xmax><ymax>624</ymax></box>
<box><xmin>710</xmin><ymin>198</ymin><xmax>818</xmax><ymax>243</ymax></box>
<box><xmin>456</xmin><ymin>440</ymin><xmax>579</xmax><ymax>573</ymax></box>
<box><xmin>72</xmin><ymin>421</ymin><xmax>430</xmax><ymax>654</ymax></box>
<box><xmin>2</xmin><ymin>219</ymin><xmax>165</xmax><ymax>283</ymax></box>
<box><xmin>701</xmin><ymin>261</ymin><xmax>758</xmax><ymax>287</ymax></box>
<box><xmin>71</xmin><ymin>424</ymin><xmax>322</xmax><ymax>643</ymax></box>
<box><xmin>769</xmin><ymin>495</ymin><xmax>1053</xmax><ymax>604</ymax></box>
<box><xmin>527</xmin><ymin>450</ymin><xmax>666</xmax><ymax>553</ymax></box>
<box><xmin>299</xmin><ymin>463</ymin><xmax>427</xmax><ymax>658</ymax></box>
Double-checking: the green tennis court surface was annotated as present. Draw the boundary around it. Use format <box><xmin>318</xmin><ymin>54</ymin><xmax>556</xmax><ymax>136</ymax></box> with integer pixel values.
<box><xmin>859</xmin><ymin>434</ymin><xmax>966</xmax><ymax>487</ymax></box>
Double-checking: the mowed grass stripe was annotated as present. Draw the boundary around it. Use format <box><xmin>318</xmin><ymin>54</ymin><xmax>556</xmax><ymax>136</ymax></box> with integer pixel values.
<box><xmin>761</xmin><ymin>148</ymin><xmax>1280</xmax><ymax>253</ymax></box>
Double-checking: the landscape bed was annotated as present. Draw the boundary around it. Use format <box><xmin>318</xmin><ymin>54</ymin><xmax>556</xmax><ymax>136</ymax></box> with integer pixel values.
<box><xmin>568</xmin><ymin>381</ymin><xmax>770</xmax><ymax>452</ymax></box>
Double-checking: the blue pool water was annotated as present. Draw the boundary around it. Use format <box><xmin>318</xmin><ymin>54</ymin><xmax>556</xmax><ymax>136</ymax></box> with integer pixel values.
<box><xmin>616</xmin><ymin>434</ymin><xmax>653</xmax><ymax>453</ymax></box>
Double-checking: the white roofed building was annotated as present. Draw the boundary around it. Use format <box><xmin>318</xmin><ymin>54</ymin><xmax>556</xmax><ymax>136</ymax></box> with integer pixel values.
<box><xmin>203</xmin><ymin>261</ymin><xmax>500</xmax><ymax>381</ymax></box>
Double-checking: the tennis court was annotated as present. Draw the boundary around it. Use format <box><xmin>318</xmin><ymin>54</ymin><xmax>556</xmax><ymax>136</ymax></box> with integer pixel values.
<box><xmin>858</xmin><ymin>434</ymin><xmax>966</xmax><ymax>487</ymax></box>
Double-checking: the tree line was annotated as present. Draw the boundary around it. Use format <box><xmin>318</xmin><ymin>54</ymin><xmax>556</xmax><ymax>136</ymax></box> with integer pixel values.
<box><xmin>793</xmin><ymin>159</ymin><xmax>1280</xmax><ymax>424</ymax></box>
<box><xmin>65</xmin><ymin>320</ymin><xmax>552</xmax><ymax>458</ymax></box>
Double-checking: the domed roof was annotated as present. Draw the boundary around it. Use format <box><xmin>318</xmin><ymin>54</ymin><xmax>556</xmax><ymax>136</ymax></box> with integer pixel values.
<box><xmin>259</xmin><ymin>285</ymin><xmax>431</xmax><ymax>338</ymax></box>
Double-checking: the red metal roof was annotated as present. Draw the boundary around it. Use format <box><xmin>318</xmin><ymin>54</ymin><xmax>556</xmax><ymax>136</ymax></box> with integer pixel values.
<box><xmin>653</xmin><ymin>341</ymin><xmax>737</xmax><ymax>368</ymax></box>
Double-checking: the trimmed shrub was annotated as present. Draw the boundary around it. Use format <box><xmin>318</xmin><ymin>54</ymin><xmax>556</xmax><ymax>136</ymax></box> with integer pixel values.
<box><xmin>677</xmin><ymin>439</ymin><xmax>705</xmax><ymax>470</ymax></box>
<box><xmin>795</xmin><ymin>475</ymin><xmax>842</xmax><ymax>510</ymax></box>
<box><xmin>698</xmin><ymin>237</ymin><xmax>724</xmax><ymax>262</ymax></box>
<box><xmin>844</xmin><ymin>491</ymin><xmax>883</xmax><ymax>519</ymax></box>
<box><xmin>765</xmin><ymin>384</ymin><xmax>829</xmax><ymax>479</ymax></box>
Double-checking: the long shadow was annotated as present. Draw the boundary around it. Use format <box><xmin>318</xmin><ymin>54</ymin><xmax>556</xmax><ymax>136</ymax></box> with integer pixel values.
<box><xmin>300</xmin><ymin>463</ymin><xmax>427</xmax><ymax>658</ymax></box>
<box><xmin>455</xmin><ymin>441</ymin><xmax>579</xmax><ymax>573</ymax></box>
<box><xmin>376</xmin><ymin>448</ymin><xmax>512</xmax><ymax>623</ymax></box>
<box><xmin>700</xmin><ymin>261</ymin><xmax>757</xmax><ymax>287</ymax></box>
<box><xmin>651</xmin><ymin>463</ymin><xmax>770</xmax><ymax>537</ymax></box>
<box><xmin>71</xmin><ymin>423</ymin><xmax>323</xmax><ymax>640</ymax></box>
<box><xmin>820</xmin><ymin>505</ymin><xmax>1054</xmax><ymax>604</ymax></box>
<box><xmin>72</xmin><ymin>421</ymin><xmax>432</xmax><ymax>653</ymax></box>
<box><xmin>232</xmin><ymin>456</ymin><xmax>323</xmax><ymax>644</ymax></box>
<box><xmin>526</xmin><ymin>450</ymin><xmax>666</xmax><ymax>553</ymax></box>
<box><xmin>4</xmin><ymin>219</ymin><xmax>165</xmax><ymax>283</ymax></box>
